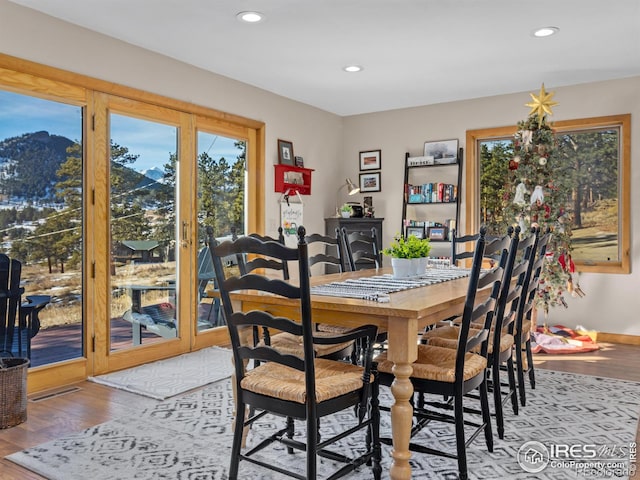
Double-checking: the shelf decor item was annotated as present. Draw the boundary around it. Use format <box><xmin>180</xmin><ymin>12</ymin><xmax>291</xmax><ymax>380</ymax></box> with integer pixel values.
<box><xmin>423</xmin><ymin>139</ymin><xmax>458</xmax><ymax>164</ymax></box>
<box><xmin>427</xmin><ymin>226</ymin><xmax>448</xmax><ymax>241</ymax></box>
<box><xmin>406</xmin><ymin>226</ymin><xmax>425</xmax><ymax>238</ymax></box>
<box><xmin>277</xmin><ymin>139</ymin><xmax>294</xmax><ymax>165</ymax></box>
<box><xmin>359</xmin><ymin>149</ymin><xmax>381</xmax><ymax>170</ymax></box>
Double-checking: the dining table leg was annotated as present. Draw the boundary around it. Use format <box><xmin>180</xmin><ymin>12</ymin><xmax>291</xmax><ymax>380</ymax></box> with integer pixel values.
<box><xmin>387</xmin><ymin>317</ymin><xmax>418</xmax><ymax>480</ymax></box>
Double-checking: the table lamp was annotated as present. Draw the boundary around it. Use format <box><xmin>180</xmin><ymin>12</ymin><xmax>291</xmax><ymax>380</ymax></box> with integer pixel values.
<box><xmin>335</xmin><ymin>178</ymin><xmax>360</xmax><ymax>216</ymax></box>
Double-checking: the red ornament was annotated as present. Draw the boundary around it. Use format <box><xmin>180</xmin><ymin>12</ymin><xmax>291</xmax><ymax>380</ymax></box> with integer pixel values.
<box><xmin>558</xmin><ymin>253</ymin><xmax>575</xmax><ymax>273</ymax></box>
<box><xmin>508</xmin><ymin>159</ymin><xmax>518</xmax><ymax>170</ymax></box>
<box><xmin>544</xmin><ymin>204</ymin><xmax>551</xmax><ymax>218</ymax></box>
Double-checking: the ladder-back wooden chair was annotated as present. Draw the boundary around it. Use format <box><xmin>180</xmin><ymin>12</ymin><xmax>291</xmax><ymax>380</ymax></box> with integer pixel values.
<box><xmin>514</xmin><ymin>227</ymin><xmax>550</xmax><ymax>405</ymax></box>
<box><xmin>341</xmin><ymin>227</ymin><xmax>381</xmax><ymax>271</ymax></box>
<box><xmin>210</xmin><ymin>226</ymin><xmax>382</xmax><ymax>479</ymax></box>
<box><xmin>422</xmin><ymin>228</ymin><xmax>518</xmax><ymax>440</ymax></box>
<box><xmin>374</xmin><ymin>227</ymin><xmax>504</xmax><ymax>480</ymax></box>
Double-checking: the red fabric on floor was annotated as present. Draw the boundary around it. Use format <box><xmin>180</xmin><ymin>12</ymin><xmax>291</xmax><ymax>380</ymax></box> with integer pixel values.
<box><xmin>532</xmin><ymin>324</ymin><xmax>600</xmax><ymax>354</ymax></box>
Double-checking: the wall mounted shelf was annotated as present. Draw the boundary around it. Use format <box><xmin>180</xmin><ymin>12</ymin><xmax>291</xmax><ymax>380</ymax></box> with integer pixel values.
<box><xmin>274</xmin><ymin>164</ymin><xmax>314</xmax><ymax>195</ymax></box>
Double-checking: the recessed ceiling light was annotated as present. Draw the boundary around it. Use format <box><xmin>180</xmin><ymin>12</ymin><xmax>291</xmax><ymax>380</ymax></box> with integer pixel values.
<box><xmin>236</xmin><ymin>11</ymin><xmax>264</xmax><ymax>23</ymax></box>
<box><xmin>343</xmin><ymin>65</ymin><xmax>363</xmax><ymax>73</ymax></box>
<box><xmin>533</xmin><ymin>26</ymin><xmax>559</xmax><ymax>38</ymax></box>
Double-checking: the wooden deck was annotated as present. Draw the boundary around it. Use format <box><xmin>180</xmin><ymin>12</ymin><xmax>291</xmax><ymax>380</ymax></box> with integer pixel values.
<box><xmin>27</xmin><ymin>300</ymin><xmax>219</xmax><ymax>367</ymax></box>
<box><xmin>28</xmin><ymin>319</ymin><xmax>167</xmax><ymax>367</ymax></box>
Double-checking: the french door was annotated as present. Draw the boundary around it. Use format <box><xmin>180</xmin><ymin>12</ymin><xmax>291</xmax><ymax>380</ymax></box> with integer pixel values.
<box><xmin>0</xmin><ymin>54</ymin><xmax>264</xmax><ymax>389</ymax></box>
<box><xmin>92</xmin><ymin>94</ymin><xmax>192</xmax><ymax>373</ymax></box>
<box><xmin>92</xmin><ymin>96</ymin><xmax>255</xmax><ymax>373</ymax></box>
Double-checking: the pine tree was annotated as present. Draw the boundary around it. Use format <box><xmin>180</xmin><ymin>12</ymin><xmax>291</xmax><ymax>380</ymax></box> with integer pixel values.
<box><xmin>502</xmin><ymin>86</ymin><xmax>577</xmax><ymax>320</ymax></box>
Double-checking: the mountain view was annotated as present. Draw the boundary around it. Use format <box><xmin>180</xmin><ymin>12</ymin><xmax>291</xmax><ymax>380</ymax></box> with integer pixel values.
<box><xmin>0</xmin><ymin>131</ymin><xmax>164</xmax><ymax>206</ymax></box>
<box><xmin>0</xmin><ymin>131</ymin><xmax>74</xmax><ymax>204</ymax></box>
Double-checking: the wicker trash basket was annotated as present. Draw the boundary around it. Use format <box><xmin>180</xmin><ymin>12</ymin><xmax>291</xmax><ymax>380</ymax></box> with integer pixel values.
<box><xmin>0</xmin><ymin>357</ymin><xmax>29</xmax><ymax>429</ymax></box>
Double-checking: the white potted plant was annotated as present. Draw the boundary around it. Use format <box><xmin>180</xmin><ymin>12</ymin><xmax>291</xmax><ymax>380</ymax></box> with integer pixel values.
<box><xmin>339</xmin><ymin>203</ymin><xmax>353</xmax><ymax>218</ymax></box>
<box><xmin>382</xmin><ymin>234</ymin><xmax>431</xmax><ymax>278</ymax></box>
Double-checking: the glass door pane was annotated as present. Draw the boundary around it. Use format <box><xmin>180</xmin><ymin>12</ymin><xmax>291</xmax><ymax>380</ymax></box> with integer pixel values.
<box><xmin>196</xmin><ymin>131</ymin><xmax>246</xmax><ymax>331</ymax></box>
<box><xmin>0</xmin><ymin>89</ymin><xmax>83</xmax><ymax>366</ymax></box>
<box><xmin>109</xmin><ymin>113</ymin><xmax>178</xmax><ymax>351</ymax></box>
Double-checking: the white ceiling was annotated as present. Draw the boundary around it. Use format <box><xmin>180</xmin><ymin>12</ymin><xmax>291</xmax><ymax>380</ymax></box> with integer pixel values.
<box><xmin>9</xmin><ymin>0</ymin><xmax>640</xmax><ymax>116</ymax></box>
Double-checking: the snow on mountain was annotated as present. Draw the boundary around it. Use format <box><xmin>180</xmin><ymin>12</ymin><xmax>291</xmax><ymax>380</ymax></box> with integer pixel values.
<box><xmin>141</xmin><ymin>166</ymin><xmax>165</xmax><ymax>182</ymax></box>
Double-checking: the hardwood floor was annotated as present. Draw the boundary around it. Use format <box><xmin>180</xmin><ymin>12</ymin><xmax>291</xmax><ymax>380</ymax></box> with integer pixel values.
<box><xmin>1</xmin><ymin>342</ymin><xmax>639</xmax><ymax>479</ymax></box>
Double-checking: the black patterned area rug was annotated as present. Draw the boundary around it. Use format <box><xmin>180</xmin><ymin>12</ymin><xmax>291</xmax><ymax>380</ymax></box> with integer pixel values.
<box><xmin>7</xmin><ymin>370</ymin><xmax>640</xmax><ymax>479</ymax></box>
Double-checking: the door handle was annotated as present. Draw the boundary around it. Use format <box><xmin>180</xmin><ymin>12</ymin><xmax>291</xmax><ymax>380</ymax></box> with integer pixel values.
<box><xmin>182</xmin><ymin>221</ymin><xmax>190</xmax><ymax>248</ymax></box>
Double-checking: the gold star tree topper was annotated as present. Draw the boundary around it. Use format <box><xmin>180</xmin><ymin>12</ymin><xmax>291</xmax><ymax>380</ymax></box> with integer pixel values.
<box><xmin>525</xmin><ymin>83</ymin><xmax>558</xmax><ymax>126</ymax></box>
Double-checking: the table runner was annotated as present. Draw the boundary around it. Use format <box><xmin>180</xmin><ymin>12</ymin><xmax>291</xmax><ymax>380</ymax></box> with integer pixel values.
<box><xmin>310</xmin><ymin>268</ymin><xmax>471</xmax><ymax>302</ymax></box>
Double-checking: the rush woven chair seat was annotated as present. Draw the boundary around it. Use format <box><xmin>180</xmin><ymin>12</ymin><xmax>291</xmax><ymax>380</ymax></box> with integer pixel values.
<box><xmin>259</xmin><ymin>331</ymin><xmax>354</xmax><ymax>359</ymax></box>
<box><xmin>423</xmin><ymin>324</ymin><xmax>515</xmax><ymax>356</ymax></box>
<box><xmin>374</xmin><ymin>227</ymin><xmax>504</xmax><ymax>480</ymax></box>
<box><xmin>210</xmin><ymin>226</ymin><xmax>382</xmax><ymax>480</ymax></box>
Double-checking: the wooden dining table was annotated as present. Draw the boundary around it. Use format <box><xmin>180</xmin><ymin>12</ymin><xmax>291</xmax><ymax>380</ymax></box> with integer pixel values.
<box><xmin>231</xmin><ymin>266</ymin><xmax>476</xmax><ymax>480</ymax></box>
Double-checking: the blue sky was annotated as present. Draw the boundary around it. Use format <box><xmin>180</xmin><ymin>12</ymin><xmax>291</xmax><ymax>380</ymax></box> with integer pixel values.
<box><xmin>0</xmin><ymin>90</ymin><xmax>242</xmax><ymax>172</ymax></box>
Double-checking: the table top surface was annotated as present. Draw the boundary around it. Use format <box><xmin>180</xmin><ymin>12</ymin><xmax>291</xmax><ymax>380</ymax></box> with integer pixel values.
<box><xmin>233</xmin><ymin>267</ymin><xmax>473</xmax><ymax>325</ymax></box>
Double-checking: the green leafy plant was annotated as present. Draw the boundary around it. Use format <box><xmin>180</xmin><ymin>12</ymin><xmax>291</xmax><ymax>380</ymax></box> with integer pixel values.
<box><xmin>382</xmin><ymin>234</ymin><xmax>431</xmax><ymax>259</ymax></box>
<box><xmin>340</xmin><ymin>203</ymin><xmax>353</xmax><ymax>213</ymax></box>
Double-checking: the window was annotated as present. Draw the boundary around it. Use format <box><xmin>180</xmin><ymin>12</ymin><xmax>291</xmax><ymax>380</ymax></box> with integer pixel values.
<box><xmin>0</xmin><ymin>89</ymin><xmax>84</xmax><ymax>366</ymax></box>
<box><xmin>466</xmin><ymin>114</ymin><xmax>630</xmax><ymax>274</ymax></box>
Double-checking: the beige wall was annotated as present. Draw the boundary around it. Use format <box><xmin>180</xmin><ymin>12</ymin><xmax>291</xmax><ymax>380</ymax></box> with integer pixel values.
<box><xmin>343</xmin><ymin>78</ymin><xmax>640</xmax><ymax>335</ymax></box>
<box><xmin>2</xmin><ymin>0</ymin><xmax>638</xmax><ymax>335</ymax></box>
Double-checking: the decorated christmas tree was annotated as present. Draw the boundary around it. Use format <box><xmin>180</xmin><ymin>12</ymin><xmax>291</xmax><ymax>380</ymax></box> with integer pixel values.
<box><xmin>503</xmin><ymin>85</ymin><xmax>583</xmax><ymax>323</ymax></box>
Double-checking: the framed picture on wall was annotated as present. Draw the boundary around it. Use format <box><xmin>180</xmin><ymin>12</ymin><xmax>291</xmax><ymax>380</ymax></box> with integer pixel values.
<box><xmin>359</xmin><ymin>149</ymin><xmax>381</xmax><ymax>170</ymax></box>
<box><xmin>278</xmin><ymin>139</ymin><xmax>295</xmax><ymax>165</ymax></box>
<box><xmin>359</xmin><ymin>172</ymin><xmax>381</xmax><ymax>192</ymax></box>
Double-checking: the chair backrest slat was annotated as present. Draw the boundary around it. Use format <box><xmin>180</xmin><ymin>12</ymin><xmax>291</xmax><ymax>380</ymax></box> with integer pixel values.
<box><xmin>516</xmin><ymin>228</ymin><xmax>551</xmax><ymax>333</ymax></box>
<box><xmin>493</xmin><ymin>227</ymin><xmax>540</xmax><ymax>344</ymax></box>
<box><xmin>454</xmin><ymin>227</ymin><xmax>506</xmax><ymax>375</ymax></box>
<box><xmin>305</xmin><ymin>230</ymin><xmax>344</xmax><ymax>275</ymax></box>
<box><xmin>236</xmin><ymin>228</ymin><xmax>290</xmax><ymax>280</ymax></box>
<box><xmin>341</xmin><ymin>227</ymin><xmax>381</xmax><ymax>271</ymax></box>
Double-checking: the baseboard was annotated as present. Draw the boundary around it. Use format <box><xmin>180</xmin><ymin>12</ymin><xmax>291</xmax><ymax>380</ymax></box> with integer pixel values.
<box><xmin>597</xmin><ymin>331</ymin><xmax>640</xmax><ymax>346</ymax></box>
